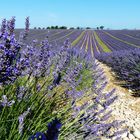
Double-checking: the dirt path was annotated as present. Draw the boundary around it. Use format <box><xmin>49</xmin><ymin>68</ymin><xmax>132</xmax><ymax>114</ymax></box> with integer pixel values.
<box><xmin>98</xmin><ymin>61</ymin><xmax>140</xmax><ymax>140</ymax></box>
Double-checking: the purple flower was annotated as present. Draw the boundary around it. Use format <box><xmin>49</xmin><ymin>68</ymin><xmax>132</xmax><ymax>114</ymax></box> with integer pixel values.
<box><xmin>0</xmin><ymin>19</ymin><xmax>6</xmax><ymax>35</ymax></box>
<box><xmin>0</xmin><ymin>95</ymin><xmax>15</xmax><ymax>107</ymax></box>
<box><xmin>46</xmin><ymin>118</ymin><xmax>62</xmax><ymax>140</ymax></box>
<box><xmin>29</xmin><ymin>118</ymin><xmax>62</xmax><ymax>140</ymax></box>
<box><xmin>29</xmin><ymin>132</ymin><xmax>47</xmax><ymax>140</ymax></box>
<box><xmin>0</xmin><ymin>18</ymin><xmax>29</xmax><ymax>85</ymax></box>
<box><xmin>52</xmin><ymin>72</ymin><xmax>61</xmax><ymax>86</ymax></box>
<box><xmin>23</xmin><ymin>17</ymin><xmax>30</xmax><ymax>39</ymax></box>
<box><xmin>18</xmin><ymin>108</ymin><xmax>30</xmax><ymax>134</ymax></box>
<box><xmin>7</xmin><ymin>17</ymin><xmax>15</xmax><ymax>35</ymax></box>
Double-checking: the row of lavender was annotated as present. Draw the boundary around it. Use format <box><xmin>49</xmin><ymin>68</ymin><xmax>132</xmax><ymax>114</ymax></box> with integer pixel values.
<box><xmin>98</xmin><ymin>49</ymin><xmax>140</xmax><ymax>95</ymax></box>
<box><xmin>72</xmin><ymin>30</ymin><xmax>140</xmax><ymax>57</ymax></box>
<box><xmin>106</xmin><ymin>30</ymin><xmax>140</xmax><ymax>47</ymax></box>
<box><xmin>96</xmin><ymin>30</ymin><xmax>140</xmax><ymax>95</ymax></box>
<box><xmin>0</xmin><ymin>17</ymin><xmax>127</xmax><ymax>139</ymax></box>
<box><xmin>14</xmin><ymin>28</ymin><xmax>83</xmax><ymax>52</ymax></box>
<box><xmin>95</xmin><ymin>31</ymin><xmax>138</xmax><ymax>51</ymax></box>
<box><xmin>72</xmin><ymin>31</ymin><xmax>103</xmax><ymax>58</ymax></box>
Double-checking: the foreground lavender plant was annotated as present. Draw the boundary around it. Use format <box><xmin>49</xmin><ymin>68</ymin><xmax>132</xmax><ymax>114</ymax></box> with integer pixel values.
<box><xmin>0</xmin><ymin>33</ymin><xmax>21</xmax><ymax>85</ymax></box>
<box><xmin>60</xmin><ymin>59</ymin><xmax>126</xmax><ymax>140</ymax></box>
<box><xmin>29</xmin><ymin>118</ymin><xmax>62</xmax><ymax>140</ymax></box>
<box><xmin>0</xmin><ymin>17</ymin><xmax>30</xmax><ymax>85</ymax></box>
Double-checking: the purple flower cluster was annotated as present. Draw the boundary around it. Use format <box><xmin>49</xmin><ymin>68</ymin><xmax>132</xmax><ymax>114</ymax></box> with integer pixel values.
<box><xmin>23</xmin><ymin>17</ymin><xmax>30</xmax><ymax>39</ymax></box>
<box><xmin>0</xmin><ymin>17</ymin><xmax>29</xmax><ymax>85</ymax></box>
<box><xmin>0</xmin><ymin>95</ymin><xmax>15</xmax><ymax>107</ymax></box>
<box><xmin>0</xmin><ymin>33</ymin><xmax>21</xmax><ymax>84</ymax></box>
<box><xmin>0</xmin><ymin>19</ymin><xmax>6</xmax><ymax>35</ymax></box>
<box><xmin>64</xmin><ymin>62</ymin><xmax>83</xmax><ymax>96</ymax></box>
<box><xmin>22</xmin><ymin>39</ymin><xmax>52</xmax><ymax>77</ymax></box>
<box><xmin>7</xmin><ymin>17</ymin><xmax>16</xmax><ymax>35</ymax></box>
<box><xmin>29</xmin><ymin>118</ymin><xmax>62</xmax><ymax>140</ymax></box>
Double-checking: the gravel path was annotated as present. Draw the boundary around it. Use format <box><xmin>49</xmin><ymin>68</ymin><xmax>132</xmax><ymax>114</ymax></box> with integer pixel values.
<box><xmin>98</xmin><ymin>61</ymin><xmax>140</xmax><ymax>140</ymax></box>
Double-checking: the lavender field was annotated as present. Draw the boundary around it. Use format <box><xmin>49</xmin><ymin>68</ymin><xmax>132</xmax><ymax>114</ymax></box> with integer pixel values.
<box><xmin>1</xmin><ymin>0</ymin><xmax>140</xmax><ymax>139</ymax></box>
<box><xmin>18</xmin><ymin>29</ymin><xmax>140</xmax><ymax>51</ymax></box>
<box><xmin>17</xmin><ymin>28</ymin><xmax>140</xmax><ymax>94</ymax></box>
<box><xmin>0</xmin><ymin>17</ymin><xmax>140</xmax><ymax>140</ymax></box>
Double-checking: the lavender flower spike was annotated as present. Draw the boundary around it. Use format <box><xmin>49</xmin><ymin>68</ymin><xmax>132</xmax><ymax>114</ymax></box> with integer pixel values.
<box><xmin>0</xmin><ymin>19</ymin><xmax>6</xmax><ymax>35</ymax></box>
<box><xmin>18</xmin><ymin>108</ymin><xmax>30</xmax><ymax>134</ymax></box>
<box><xmin>24</xmin><ymin>17</ymin><xmax>30</xmax><ymax>39</ymax></box>
<box><xmin>7</xmin><ymin>17</ymin><xmax>16</xmax><ymax>35</ymax></box>
<box><xmin>0</xmin><ymin>95</ymin><xmax>15</xmax><ymax>107</ymax></box>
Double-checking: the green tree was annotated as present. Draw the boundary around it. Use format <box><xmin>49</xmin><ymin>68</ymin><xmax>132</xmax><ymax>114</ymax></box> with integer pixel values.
<box><xmin>51</xmin><ymin>26</ymin><xmax>55</xmax><ymax>29</ymax></box>
<box><xmin>55</xmin><ymin>26</ymin><xmax>59</xmax><ymax>29</ymax></box>
<box><xmin>86</xmin><ymin>27</ymin><xmax>91</xmax><ymax>29</ymax></box>
<box><xmin>47</xmin><ymin>27</ymin><xmax>51</xmax><ymax>29</ymax></box>
<box><xmin>100</xmin><ymin>26</ymin><xmax>104</xmax><ymax>30</ymax></box>
<box><xmin>70</xmin><ymin>27</ymin><xmax>75</xmax><ymax>29</ymax></box>
<box><xmin>59</xmin><ymin>26</ymin><xmax>67</xmax><ymax>29</ymax></box>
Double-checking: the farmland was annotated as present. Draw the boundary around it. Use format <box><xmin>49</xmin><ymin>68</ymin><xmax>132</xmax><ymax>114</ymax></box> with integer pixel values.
<box><xmin>15</xmin><ymin>29</ymin><xmax>140</xmax><ymax>94</ymax></box>
<box><xmin>0</xmin><ymin>17</ymin><xmax>140</xmax><ymax>140</ymax></box>
<box><xmin>15</xmin><ymin>29</ymin><xmax>140</xmax><ymax>55</ymax></box>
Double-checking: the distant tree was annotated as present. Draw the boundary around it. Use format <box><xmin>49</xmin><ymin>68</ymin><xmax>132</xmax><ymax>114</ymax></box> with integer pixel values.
<box><xmin>55</xmin><ymin>26</ymin><xmax>59</xmax><ymax>29</ymax></box>
<box><xmin>38</xmin><ymin>27</ymin><xmax>41</xmax><ymax>29</ymax></box>
<box><xmin>97</xmin><ymin>27</ymin><xmax>99</xmax><ymax>30</ymax></box>
<box><xmin>70</xmin><ymin>27</ymin><xmax>75</xmax><ymax>29</ymax></box>
<box><xmin>86</xmin><ymin>27</ymin><xmax>91</xmax><ymax>29</ymax></box>
<box><xmin>47</xmin><ymin>27</ymin><xmax>51</xmax><ymax>29</ymax></box>
<box><xmin>34</xmin><ymin>27</ymin><xmax>37</xmax><ymax>29</ymax></box>
<box><xmin>51</xmin><ymin>26</ymin><xmax>55</xmax><ymax>29</ymax></box>
<box><xmin>77</xmin><ymin>27</ymin><xmax>80</xmax><ymax>29</ymax></box>
<box><xmin>100</xmin><ymin>26</ymin><xmax>104</xmax><ymax>30</ymax></box>
<box><xmin>42</xmin><ymin>27</ymin><xmax>45</xmax><ymax>30</ymax></box>
<box><xmin>59</xmin><ymin>26</ymin><xmax>67</xmax><ymax>29</ymax></box>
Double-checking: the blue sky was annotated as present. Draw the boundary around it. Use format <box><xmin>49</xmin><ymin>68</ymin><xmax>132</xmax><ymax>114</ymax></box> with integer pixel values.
<box><xmin>0</xmin><ymin>0</ymin><xmax>140</xmax><ymax>29</ymax></box>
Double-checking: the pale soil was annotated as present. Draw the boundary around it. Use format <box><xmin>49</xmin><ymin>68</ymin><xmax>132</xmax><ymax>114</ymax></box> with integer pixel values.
<box><xmin>98</xmin><ymin>61</ymin><xmax>140</xmax><ymax>140</ymax></box>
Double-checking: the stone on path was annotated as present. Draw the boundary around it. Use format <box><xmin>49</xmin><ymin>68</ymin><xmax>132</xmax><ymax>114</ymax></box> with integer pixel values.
<box><xmin>132</xmin><ymin>128</ymin><xmax>140</xmax><ymax>139</ymax></box>
<box><xmin>97</xmin><ymin>61</ymin><xmax>140</xmax><ymax>139</ymax></box>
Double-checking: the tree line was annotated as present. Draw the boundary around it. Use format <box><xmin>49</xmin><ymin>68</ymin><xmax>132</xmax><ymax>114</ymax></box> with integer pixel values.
<box><xmin>34</xmin><ymin>26</ymin><xmax>104</xmax><ymax>30</ymax></box>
